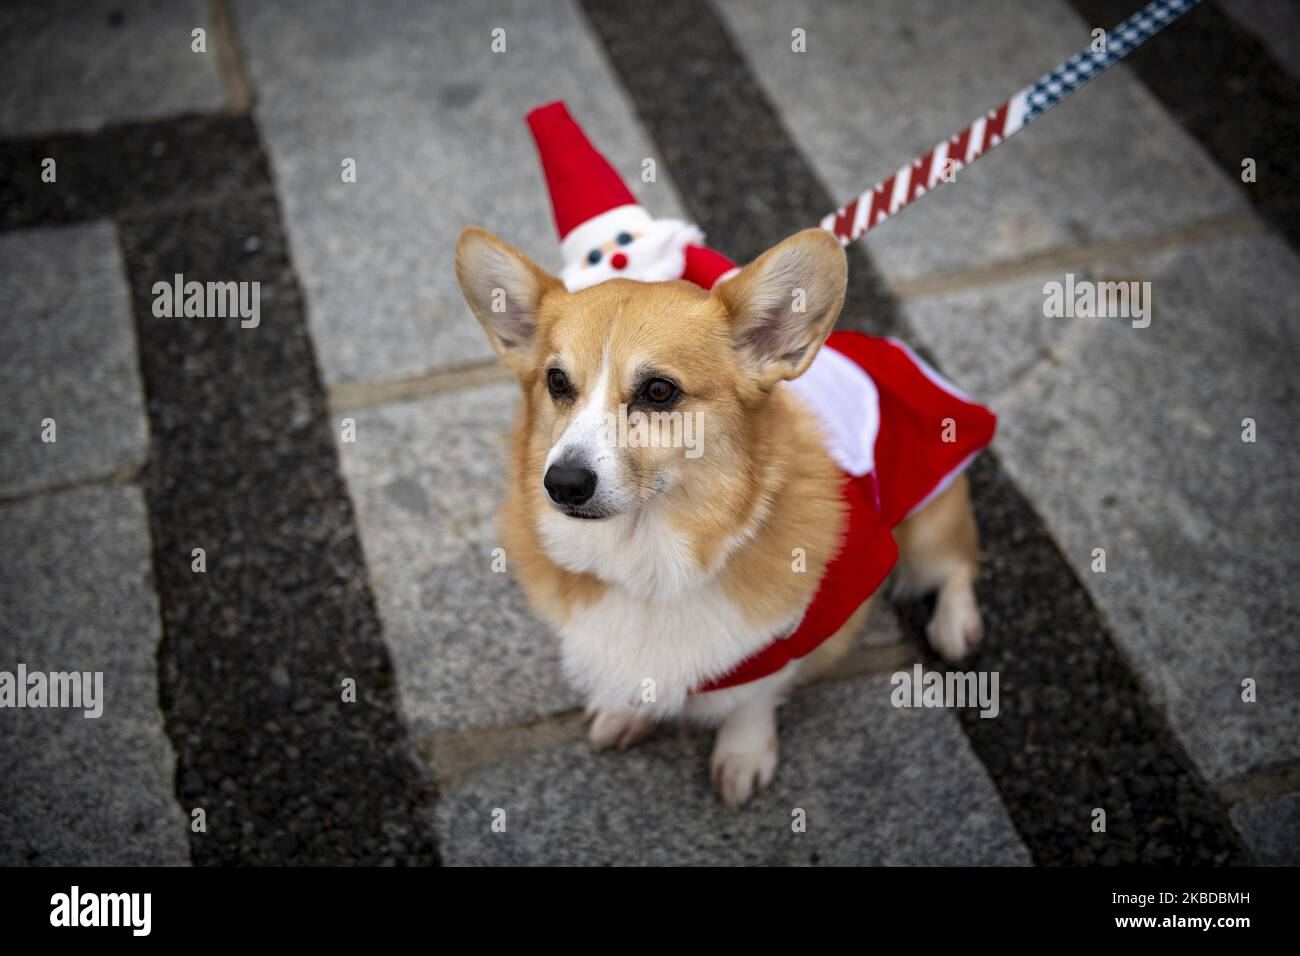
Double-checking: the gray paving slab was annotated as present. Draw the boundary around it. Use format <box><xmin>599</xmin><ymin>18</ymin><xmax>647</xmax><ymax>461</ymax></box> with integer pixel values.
<box><xmin>1229</xmin><ymin>792</ymin><xmax>1300</xmax><ymax>866</ymax></box>
<box><xmin>0</xmin><ymin>222</ymin><xmax>148</xmax><ymax>498</ymax></box>
<box><xmin>235</xmin><ymin>0</ymin><xmax>691</xmax><ymax>386</ymax></box>
<box><xmin>0</xmin><ymin>0</ymin><xmax>226</xmax><ymax>136</ymax></box>
<box><xmin>434</xmin><ymin>673</ymin><xmax>1031</xmax><ymax>865</ymax></box>
<box><xmin>0</xmin><ymin>484</ymin><xmax>190</xmax><ymax>866</ymax></box>
<box><xmin>336</xmin><ymin>383</ymin><xmax>573</xmax><ymax>735</ymax></box>
<box><xmin>716</xmin><ymin>0</ymin><xmax>1248</xmax><ymax>281</ymax></box>
<box><xmin>903</xmin><ymin>232</ymin><xmax>1300</xmax><ymax>789</ymax></box>
<box><xmin>903</xmin><ymin>271</ymin><xmax>1081</xmax><ymax>406</ymax></box>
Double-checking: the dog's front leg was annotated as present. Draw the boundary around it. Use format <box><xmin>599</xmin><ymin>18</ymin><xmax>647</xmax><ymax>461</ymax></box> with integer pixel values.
<box><xmin>585</xmin><ymin>702</ymin><xmax>657</xmax><ymax>752</ymax></box>
<box><xmin>710</xmin><ymin>686</ymin><xmax>782</xmax><ymax>809</ymax></box>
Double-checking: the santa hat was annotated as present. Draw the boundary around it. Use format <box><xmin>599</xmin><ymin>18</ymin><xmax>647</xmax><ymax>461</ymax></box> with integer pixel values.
<box><xmin>526</xmin><ymin>101</ymin><xmax>655</xmax><ymax>268</ymax></box>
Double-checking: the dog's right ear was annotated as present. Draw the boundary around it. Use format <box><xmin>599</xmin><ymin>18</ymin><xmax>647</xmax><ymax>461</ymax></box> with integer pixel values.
<box><xmin>714</xmin><ymin>228</ymin><xmax>847</xmax><ymax>390</ymax></box>
<box><xmin>455</xmin><ymin>227</ymin><xmax>562</xmax><ymax>373</ymax></box>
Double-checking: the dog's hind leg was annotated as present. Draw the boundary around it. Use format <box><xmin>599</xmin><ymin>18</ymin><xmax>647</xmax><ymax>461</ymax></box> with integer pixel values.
<box><xmin>891</xmin><ymin>473</ymin><xmax>983</xmax><ymax>662</ymax></box>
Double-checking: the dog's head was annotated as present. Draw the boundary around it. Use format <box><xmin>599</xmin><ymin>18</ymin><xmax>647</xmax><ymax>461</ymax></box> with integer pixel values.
<box><xmin>455</xmin><ymin>227</ymin><xmax>847</xmax><ymax>525</ymax></box>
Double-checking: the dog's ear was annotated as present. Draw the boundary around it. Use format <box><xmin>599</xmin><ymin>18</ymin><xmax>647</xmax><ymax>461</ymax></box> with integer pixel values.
<box><xmin>455</xmin><ymin>227</ymin><xmax>563</xmax><ymax>373</ymax></box>
<box><xmin>715</xmin><ymin>229</ymin><xmax>847</xmax><ymax>388</ymax></box>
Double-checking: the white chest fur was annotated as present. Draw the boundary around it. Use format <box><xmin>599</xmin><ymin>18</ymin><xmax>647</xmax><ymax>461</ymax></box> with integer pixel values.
<box><xmin>537</xmin><ymin>506</ymin><xmax>803</xmax><ymax>719</ymax></box>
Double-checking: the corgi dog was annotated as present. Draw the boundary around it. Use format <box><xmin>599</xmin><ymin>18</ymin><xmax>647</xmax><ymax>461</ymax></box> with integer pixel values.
<box><xmin>455</xmin><ymin>226</ymin><xmax>991</xmax><ymax>808</ymax></box>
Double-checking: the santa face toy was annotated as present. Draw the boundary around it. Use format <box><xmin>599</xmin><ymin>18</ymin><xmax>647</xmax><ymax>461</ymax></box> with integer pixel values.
<box><xmin>452</xmin><ymin>101</ymin><xmax>996</xmax><ymax>807</ymax></box>
<box><xmin>526</xmin><ymin>101</ymin><xmax>737</xmax><ymax>292</ymax></box>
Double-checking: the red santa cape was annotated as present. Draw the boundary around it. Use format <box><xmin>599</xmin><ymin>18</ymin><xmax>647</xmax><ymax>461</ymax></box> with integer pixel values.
<box><xmin>695</xmin><ymin>332</ymin><xmax>996</xmax><ymax>692</ymax></box>
<box><xmin>525</xmin><ymin>101</ymin><xmax>996</xmax><ymax>692</ymax></box>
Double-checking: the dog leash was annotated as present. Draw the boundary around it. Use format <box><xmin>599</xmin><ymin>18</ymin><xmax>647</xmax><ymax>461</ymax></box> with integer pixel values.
<box><xmin>819</xmin><ymin>0</ymin><xmax>1201</xmax><ymax>244</ymax></box>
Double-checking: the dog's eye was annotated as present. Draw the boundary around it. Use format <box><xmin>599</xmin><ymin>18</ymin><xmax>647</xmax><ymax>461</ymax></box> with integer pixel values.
<box><xmin>616</xmin><ymin>232</ymin><xmax>633</xmax><ymax>246</ymax></box>
<box><xmin>547</xmin><ymin>368</ymin><xmax>571</xmax><ymax>396</ymax></box>
<box><xmin>641</xmin><ymin>378</ymin><xmax>677</xmax><ymax>405</ymax></box>
<box><xmin>587</xmin><ymin>249</ymin><xmax>602</xmax><ymax>265</ymax></box>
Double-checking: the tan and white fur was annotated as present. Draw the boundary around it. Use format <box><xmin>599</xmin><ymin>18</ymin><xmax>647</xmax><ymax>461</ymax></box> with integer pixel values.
<box><xmin>456</xmin><ymin>227</ymin><xmax>983</xmax><ymax>808</ymax></box>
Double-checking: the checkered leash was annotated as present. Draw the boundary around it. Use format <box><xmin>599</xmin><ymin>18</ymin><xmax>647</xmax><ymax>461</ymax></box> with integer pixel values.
<box><xmin>820</xmin><ymin>0</ymin><xmax>1202</xmax><ymax>244</ymax></box>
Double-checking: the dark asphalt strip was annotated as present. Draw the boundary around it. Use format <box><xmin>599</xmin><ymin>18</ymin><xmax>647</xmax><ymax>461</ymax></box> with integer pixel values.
<box><xmin>0</xmin><ymin>117</ymin><xmax>439</xmax><ymax>865</ymax></box>
<box><xmin>1067</xmin><ymin>0</ymin><xmax>1300</xmax><ymax>251</ymax></box>
<box><xmin>0</xmin><ymin>114</ymin><xmax>269</xmax><ymax>232</ymax></box>
<box><xmin>581</xmin><ymin>0</ymin><xmax>1250</xmax><ymax>864</ymax></box>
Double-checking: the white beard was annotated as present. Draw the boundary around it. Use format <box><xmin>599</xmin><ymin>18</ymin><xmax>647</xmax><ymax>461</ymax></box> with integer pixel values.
<box><xmin>561</xmin><ymin>219</ymin><xmax>705</xmax><ymax>292</ymax></box>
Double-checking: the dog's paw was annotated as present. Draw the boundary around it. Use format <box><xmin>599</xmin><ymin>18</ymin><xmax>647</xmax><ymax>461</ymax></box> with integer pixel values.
<box><xmin>926</xmin><ymin>584</ymin><xmax>983</xmax><ymax>662</ymax></box>
<box><xmin>710</xmin><ymin>741</ymin><xmax>778</xmax><ymax>810</ymax></box>
<box><xmin>586</xmin><ymin>707</ymin><xmax>656</xmax><ymax>752</ymax></box>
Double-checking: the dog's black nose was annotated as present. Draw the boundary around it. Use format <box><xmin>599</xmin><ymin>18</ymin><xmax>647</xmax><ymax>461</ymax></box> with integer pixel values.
<box><xmin>544</xmin><ymin>464</ymin><xmax>597</xmax><ymax>506</ymax></box>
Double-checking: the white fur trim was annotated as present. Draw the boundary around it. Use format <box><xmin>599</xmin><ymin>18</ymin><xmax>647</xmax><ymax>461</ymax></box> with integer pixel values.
<box><xmin>782</xmin><ymin>345</ymin><xmax>880</xmax><ymax>477</ymax></box>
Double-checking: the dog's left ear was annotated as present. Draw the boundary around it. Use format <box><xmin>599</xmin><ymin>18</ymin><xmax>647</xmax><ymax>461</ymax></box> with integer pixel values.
<box><xmin>455</xmin><ymin>227</ymin><xmax>563</xmax><ymax>374</ymax></box>
<box><xmin>715</xmin><ymin>229</ymin><xmax>847</xmax><ymax>389</ymax></box>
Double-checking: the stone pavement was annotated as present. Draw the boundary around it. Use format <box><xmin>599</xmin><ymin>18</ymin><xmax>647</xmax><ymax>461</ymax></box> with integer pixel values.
<box><xmin>0</xmin><ymin>0</ymin><xmax>1295</xmax><ymax>865</ymax></box>
<box><xmin>0</xmin><ymin>219</ymin><xmax>187</xmax><ymax>864</ymax></box>
<box><xmin>0</xmin><ymin>0</ymin><xmax>226</xmax><ymax>136</ymax></box>
<box><xmin>0</xmin><ymin>222</ymin><xmax>146</xmax><ymax>498</ymax></box>
<box><xmin>0</xmin><ymin>484</ymin><xmax>189</xmax><ymax>865</ymax></box>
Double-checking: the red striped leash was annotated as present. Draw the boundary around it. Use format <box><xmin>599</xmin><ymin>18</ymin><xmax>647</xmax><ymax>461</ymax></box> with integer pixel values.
<box><xmin>819</xmin><ymin>0</ymin><xmax>1202</xmax><ymax>244</ymax></box>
